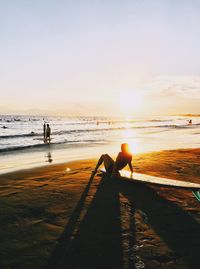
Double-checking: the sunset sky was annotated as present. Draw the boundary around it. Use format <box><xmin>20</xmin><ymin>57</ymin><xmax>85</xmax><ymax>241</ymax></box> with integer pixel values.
<box><xmin>1</xmin><ymin>0</ymin><xmax>200</xmax><ymax>117</ymax></box>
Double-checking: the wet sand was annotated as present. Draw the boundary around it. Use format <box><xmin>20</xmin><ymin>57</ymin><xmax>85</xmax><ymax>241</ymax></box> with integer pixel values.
<box><xmin>0</xmin><ymin>149</ymin><xmax>200</xmax><ymax>269</ymax></box>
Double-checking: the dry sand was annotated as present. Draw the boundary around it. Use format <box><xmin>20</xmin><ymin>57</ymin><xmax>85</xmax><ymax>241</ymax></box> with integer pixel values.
<box><xmin>0</xmin><ymin>149</ymin><xmax>200</xmax><ymax>269</ymax></box>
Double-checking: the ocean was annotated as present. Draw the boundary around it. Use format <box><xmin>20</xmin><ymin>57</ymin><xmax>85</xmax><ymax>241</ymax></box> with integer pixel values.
<box><xmin>0</xmin><ymin>115</ymin><xmax>200</xmax><ymax>174</ymax></box>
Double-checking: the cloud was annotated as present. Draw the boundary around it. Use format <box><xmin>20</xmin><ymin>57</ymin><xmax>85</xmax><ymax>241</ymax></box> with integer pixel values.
<box><xmin>143</xmin><ymin>76</ymin><xmax>200</xmax><ymax>99</ymax></box>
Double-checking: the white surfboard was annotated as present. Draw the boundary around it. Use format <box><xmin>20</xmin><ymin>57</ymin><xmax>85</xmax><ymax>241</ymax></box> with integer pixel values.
<box><xmin>100</xmin><ymin>168</ymin><xmax>200</xmax><ymax>189</ymax></box>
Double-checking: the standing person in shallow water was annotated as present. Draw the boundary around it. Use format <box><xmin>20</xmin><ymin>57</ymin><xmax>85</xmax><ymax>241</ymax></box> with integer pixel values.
<box><xmin>43</xmin><ymin>122</ymin><xmax>46</xmax><ymax>142</ymax></box>
<box><xmin>46</xmin><ymin>124</ymin><xmax>51</xmax><ymax>143</ymax></box>
<box><xmin>93</xmin><ymin>143</ymin><xmax>133</xmax><ymax>176</ymax></box>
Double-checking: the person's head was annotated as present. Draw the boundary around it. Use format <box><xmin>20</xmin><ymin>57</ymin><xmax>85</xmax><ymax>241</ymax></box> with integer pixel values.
<box><xmin>121</xmin><ymin>143</ymin><xmax>130</xmax><ymax>153</ymax></box>
<box><xmin>47</xmin><ymin>124</ymin><xmax>49</xmax><ymax>127</ymax></box>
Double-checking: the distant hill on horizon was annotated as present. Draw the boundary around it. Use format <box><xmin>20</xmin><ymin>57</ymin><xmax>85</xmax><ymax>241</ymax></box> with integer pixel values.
<box><xmin>176</xmin><ymin>114</ymin><xmax>200</xmax><ymax>117</ymax></box>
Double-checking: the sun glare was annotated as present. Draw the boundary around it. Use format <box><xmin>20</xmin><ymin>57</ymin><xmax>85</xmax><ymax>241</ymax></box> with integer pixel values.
<box><xmin>121</xmin><ymin>129</ymin><xmax>140</xmax><ymax>153</ymax></box>
<box><xmin>118</xmin><ymin>90</ymin><xmax>144</xmax><ymax>116</ymax></box>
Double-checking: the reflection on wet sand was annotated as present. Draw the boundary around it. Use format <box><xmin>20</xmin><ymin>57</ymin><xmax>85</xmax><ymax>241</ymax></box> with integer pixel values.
<box><xmin>46</xmin><ymin>152</ymin><xmax>53</xmax><ymax>163</ymax></box>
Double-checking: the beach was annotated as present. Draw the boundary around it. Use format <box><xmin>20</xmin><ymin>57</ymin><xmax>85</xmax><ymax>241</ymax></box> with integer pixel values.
<box><xmin>2</xmin><ymin>0</ymin><xmax>200</xmax><ymax>268</ymax></box>
<box><xmin>0</xmin><ymin>148</ymin><xmax>200</xmax><ymax>269</ymax></box>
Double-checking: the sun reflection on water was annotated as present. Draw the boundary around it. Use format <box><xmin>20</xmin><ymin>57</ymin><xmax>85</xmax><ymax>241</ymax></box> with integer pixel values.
<box><xmin>121</xmin><ymin>130</ymin><xmax>140</xmax><ymax>154</ymax></box>
<box><xmin>120</xmin><ymin>129</ymin><xmax>143</xmax><ymax>154</ymax></box>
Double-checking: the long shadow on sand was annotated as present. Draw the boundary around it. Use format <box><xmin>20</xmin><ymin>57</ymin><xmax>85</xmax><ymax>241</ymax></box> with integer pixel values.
<box><xmin>46</xmin><ymin>174</ymin><xmax>123</xmax><ymax>269</ymax></box>
<box><xmin>46</xmin><ymin>174</ymin><xmax>200</xmax><ymax>269</ymax></box>
<box><xmin>119</xmin><ymin>180</ymin><xmax>200</xmax><ymax>269</ymax></box>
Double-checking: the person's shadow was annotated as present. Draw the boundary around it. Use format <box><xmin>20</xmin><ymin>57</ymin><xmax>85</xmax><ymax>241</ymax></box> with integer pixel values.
<box><xmin>46</xmin><ymin>173</ymin><xmax>200</xmax><ymax>269</ymax></box>
<box><xmin>46</xmin><ymin>173</ymin><xmax>123</xmax><ymax>269</ymax></box>
<box><xmin>118</xmin><ymin>179</ymin><xmax>200</xmax><ymax>268</ymax></box>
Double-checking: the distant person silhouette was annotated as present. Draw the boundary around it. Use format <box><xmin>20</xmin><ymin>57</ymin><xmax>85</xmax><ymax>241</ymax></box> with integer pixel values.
<box><xmin>93</xmin><ymin>143</ymin><xmax>133</xmax><ymax>176</ymax></box>
<box><xmin>43</xmin><ymin>123</ymin><xmax>46</xmax><ymax>142</ymax></box>
<box><xmin>46</xmin><ymin>124</ymin><xmax>51</xmax><ymax>143</ymax></box>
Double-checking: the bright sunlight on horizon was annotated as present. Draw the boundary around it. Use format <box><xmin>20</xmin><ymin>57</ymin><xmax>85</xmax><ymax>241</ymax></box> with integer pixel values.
<box><xmin>118</xmin><ymin>91</ymin><xmax>144</xmax><ymax>117</ymax></box>
<box><xmin>1</xmin><ymin>1</ymin><xmax>200</xmax><ymax>117</ymax></box>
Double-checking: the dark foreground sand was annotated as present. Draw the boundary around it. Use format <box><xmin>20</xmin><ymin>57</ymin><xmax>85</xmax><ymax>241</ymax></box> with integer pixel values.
<box><xmin>0</xmin><ymin>149</ymin><xmax>200</xmax><ymax>269</ymax></box>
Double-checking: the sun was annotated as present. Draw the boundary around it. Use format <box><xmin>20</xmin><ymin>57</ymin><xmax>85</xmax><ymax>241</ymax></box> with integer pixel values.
<box><xmin>118</xmin><ymin>90</ymin><xmax>144</xmax><ymax>115</ymax></box>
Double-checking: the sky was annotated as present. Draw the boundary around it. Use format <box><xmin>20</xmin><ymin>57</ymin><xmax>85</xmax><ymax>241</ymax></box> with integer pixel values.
<box><xmin>0</xmin><ymin>0</ymin><xmax>200</xmax><ymax>117</ymax></box>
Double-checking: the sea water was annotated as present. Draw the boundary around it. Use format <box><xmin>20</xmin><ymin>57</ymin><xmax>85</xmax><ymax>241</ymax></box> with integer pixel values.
<box><xmin>0</xmin><ymin>115</ymin><xmax>200</xmax><ymax>173</ymax></box>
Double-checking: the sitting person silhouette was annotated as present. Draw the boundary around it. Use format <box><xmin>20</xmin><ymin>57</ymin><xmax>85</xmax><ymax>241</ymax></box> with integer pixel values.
<box><xmin>93</xmin><ymin>143</ymin><xmax>133</xmax><ymax>176</ymax></box>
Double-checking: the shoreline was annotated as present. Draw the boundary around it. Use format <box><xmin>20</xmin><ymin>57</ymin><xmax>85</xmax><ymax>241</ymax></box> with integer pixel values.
<box><xmin>1</xmin><ymin>114</ymin><xmax>200</xmax><ymax>175</ymax></box>
<box><xmin>0</xmin><ymin>142</ymin><xmax>114</xmax><ymax>175</ymax></box>
<box><xmin>1</xmin><ymin>142</ymin><xmax>200</xmax><ymax>175</ymax></box>
<box><xmin>1</xmin><ymin>147</ymin><xmax>200</xmax><ymax>181</ymax></box>
<box><xmin>0</xmin><ymin>148</ymin><xmax>200</xmax><ymax>268</ymax></box>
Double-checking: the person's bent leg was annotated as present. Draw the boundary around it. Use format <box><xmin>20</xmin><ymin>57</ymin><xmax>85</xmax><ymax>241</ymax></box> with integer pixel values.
<box><xmin>103</xmin><ymin>154</ymin><xmax>114</xmax><ymax>173</ymax></box>
<box><xmin>94</xmin><ymin>154</ymin><xmax>105</xmax><ymax>173</ymax></box>
<box><xmin>94</xmin><ymin>154</ymin><xmax>114</xmax><ymax>173</ymax></box>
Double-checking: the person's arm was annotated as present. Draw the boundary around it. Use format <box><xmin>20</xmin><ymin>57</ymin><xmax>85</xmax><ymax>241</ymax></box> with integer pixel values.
<box><xmin>128</xmin><ymin>161</ymin><xmax>133</xmax><ymax>173</ymax></box>
<box><xmin>128</xmin><ymin>155</ymin><xmax>133</xmax><ymax>173</ymax></box>
<box><xmin>112</xmin><ymin>163</ymin><xmax>117</xmax><ymax>175</ymax></box>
